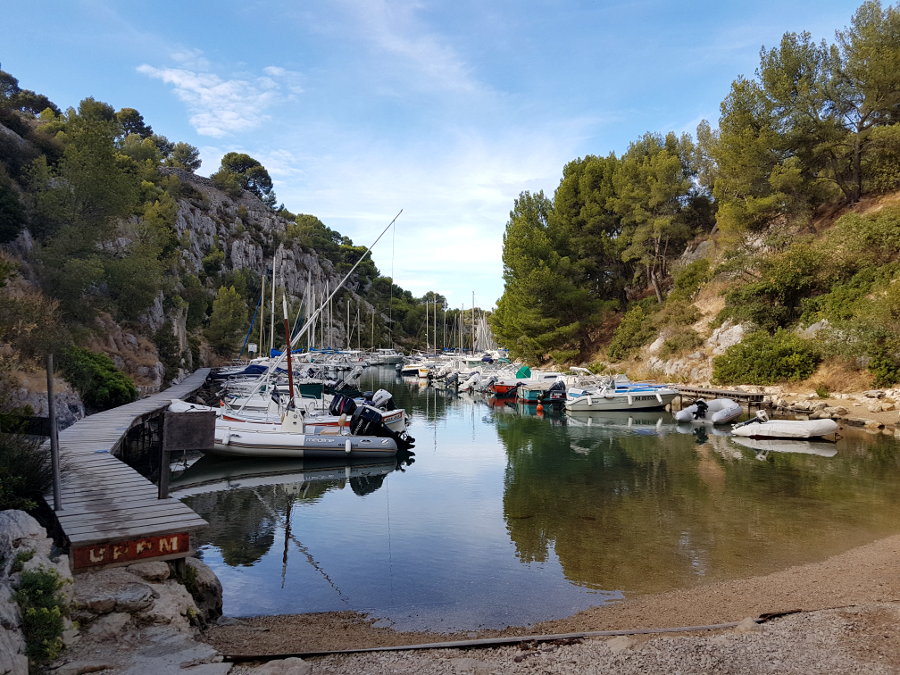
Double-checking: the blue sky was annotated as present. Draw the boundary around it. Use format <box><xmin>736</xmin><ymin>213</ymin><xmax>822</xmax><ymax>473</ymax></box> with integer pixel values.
<box><xmin>4</xmin><ymin>0</ymin><xmax>865</xmax><ymax>309</ymax></box>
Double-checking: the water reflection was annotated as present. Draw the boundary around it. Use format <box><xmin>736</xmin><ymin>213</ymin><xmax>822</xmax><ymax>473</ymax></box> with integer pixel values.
<box><xmin>178</xmin><ymin>367</ymin><xmax>900</xmax><ymax>629</ymax></box>
<box><xmin>496</xmin><ymin>404</ymin><xmax>900</xmax><ymax>593</ymax></box>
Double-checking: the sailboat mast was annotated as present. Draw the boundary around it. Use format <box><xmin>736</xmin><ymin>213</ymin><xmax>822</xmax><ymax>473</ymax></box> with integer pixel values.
<box><xmin>259</xmin><ymin>273</ymin><xmax>266</xmax><ymax>357</ymax></box>
<box><xmin>269</xmin><ymin>257</ymin><xmax>277</xmax><ymax>355</ymax></box>
<box><xmin>471</xmin><ymin>291</ymin><xmax>476</xmax><ymax>353</ymax></box>
<box><xmin>282</xmin><ymin>293</ymin><xmax>295</xmax><ymax>408</ymax></box>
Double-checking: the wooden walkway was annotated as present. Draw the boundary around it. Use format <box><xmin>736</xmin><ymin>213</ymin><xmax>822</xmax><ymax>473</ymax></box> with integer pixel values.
<box><xmin>673</xmin><ymin>385</ymin><xmax>765</xmax><ymax>408</ymax></box>
<box><xmin>47</xmin><ymin>369</ymin><xmax>211</xmax><ymax>571</ymax></box>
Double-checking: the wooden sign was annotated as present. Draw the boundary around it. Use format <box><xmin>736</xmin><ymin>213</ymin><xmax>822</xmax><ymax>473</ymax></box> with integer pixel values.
<box><xmin>163</xmin><ymin>410</ymin><xmax>216</xmax><ymax>451</ymax></box>
<box><xmin>72</xmin><ymin>532</ymin><xmax>191</xmax><ymax>570</ymax></box>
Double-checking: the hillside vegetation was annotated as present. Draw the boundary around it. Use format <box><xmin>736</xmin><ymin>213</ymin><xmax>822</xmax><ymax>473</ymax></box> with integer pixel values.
<box><xmin>0</xmin><ymin>72</ymin><xmax>457</xmax><ymax>418</ymax></box>
<box><xmin>490</xmin><ymin>0</ymin><xmax>900</xmax><ymax>389</ymax></box>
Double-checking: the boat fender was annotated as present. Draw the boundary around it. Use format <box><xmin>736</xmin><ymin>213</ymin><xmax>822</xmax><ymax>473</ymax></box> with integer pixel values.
<box><xmin>345</xmin><ymin>439</ymin><xmax>352</xmax><ymax>454</ymax></box>
<box><xmin>627</xmin><ymin>394</ymin><xmax>633</xmax><ymax>406</ymax></box>
<box><xmin>586</xmin><ymin>395</ymin><xmax>592</xmax><ymax>406</ymax></box>
<box><xmin>655</xmin><ymin>392</ymin><xmax>663</xmax><ymax>404</ymax></box>
<box><xmin>338</xmin><ymin>413</ymin><xmax>347</xmax><ymax>429</ymax></box>
<box><xmin>221</xmin><ymin>433</ymin><xmax>230</xmax><ymax>446</ymax></box>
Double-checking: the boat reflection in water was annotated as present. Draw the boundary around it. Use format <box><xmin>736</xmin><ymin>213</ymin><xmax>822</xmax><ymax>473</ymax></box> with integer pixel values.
<box><xmin>730</xmin><ymin>435</ymin><xmax>839</xmax><ymax>459</ymax></box>
<box><xmin>565</xmin><ymin>410</ymin><xmax>679</xmax><ymax>435</ymax></box>
<box><xmin>168</xmin><ymin>453</ymin><xmax>407</xmax><ymax>499</ymax></box>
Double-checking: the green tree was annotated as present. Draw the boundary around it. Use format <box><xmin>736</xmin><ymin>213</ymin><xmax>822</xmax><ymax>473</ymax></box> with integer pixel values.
<box><xmin>550</xmin><ymin>153</ymin><xmax>627</xmax><ymax>303</ymax></box>
<box><xmin>491</xmin><ymin>191</ymin><xmax>604</xmax><ymax>362</ymax></box>
<box><xmin>115</xmin><ymin>107</ymin><xmax>153</xmax><ymax>138</ymax></box>
<box><xmin>166</xmin><ymin>142</ymin><xmax>202</xmax><ymax>172</ymax></box>
<box><xmin>830</xmin><ymin>0</ymin><xmax>900</xmax><ymax>200</ymax></box>
<box><xmin>611</xmin><ymin>132</ymin><xmax>697</xmax><ymax>302</ymax></box>
<box><xmin>211</xmin><ymin>152</ymin><xmax>276</xmax><ymax>204</ymax></box>
<box><xmin>206</xmin><ymin>286</ymin><xmax>248</xmax><ymax>355</ymax></box>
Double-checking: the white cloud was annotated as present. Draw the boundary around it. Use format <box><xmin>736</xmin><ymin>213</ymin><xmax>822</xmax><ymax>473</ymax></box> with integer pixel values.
<box><xmin>336</xmin><ymin>0</ymin><xmax>482</xmax><ymax>95</ymax></box>
<box><xmin>137</xmin><ymin>59</ymin><xmax>304</xmax><ymax>137</ymax></box>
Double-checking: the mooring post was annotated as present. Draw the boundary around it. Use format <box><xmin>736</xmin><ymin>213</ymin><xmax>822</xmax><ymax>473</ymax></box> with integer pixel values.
<box><xmin>46</xmin><ymin>354</ymin><xmax>62</xmax><ymax>511</ymax></box>
<box><xmin>158</xmin><ymin>418</ymin><xmax>171</xmax><ymax>500</ymax></box>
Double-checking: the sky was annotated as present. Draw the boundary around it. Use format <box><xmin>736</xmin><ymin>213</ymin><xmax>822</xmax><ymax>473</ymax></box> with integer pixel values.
<box><xmin>3</xmin><ymin>0</ymin><xmax>866</xmax><ymax>310</ymax></box>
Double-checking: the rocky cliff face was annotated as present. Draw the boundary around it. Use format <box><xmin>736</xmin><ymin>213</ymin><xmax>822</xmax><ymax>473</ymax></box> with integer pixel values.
<box><xmin>149</xmin><ymin>169</ymin><xmax>372</xmax><ymax>384</ymax></box>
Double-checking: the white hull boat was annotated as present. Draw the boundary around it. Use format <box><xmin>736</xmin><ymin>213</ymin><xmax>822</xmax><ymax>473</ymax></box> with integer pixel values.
<box><xmin>211</xmin><ymin>426</ymin><xmax>399</xmax><ymax>459</ymax></box>
<box><xmin>565</xmin><ymin>385</ymin><xmax>678</xmax><ymax>412</ymax></box>
<box><xmin>731</xmin><ymin>411</ymin><xmax>839</xmax><ymax>439</ymax></box>
<box><xmin>675</xmin><ymin>398</ymin><xmax>743</xmax><ymax>424</ymax></box>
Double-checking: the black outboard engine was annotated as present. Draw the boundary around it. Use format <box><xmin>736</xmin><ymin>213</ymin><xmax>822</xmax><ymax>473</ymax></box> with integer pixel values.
<box><xmin>350</xmin><ymin>404</ymin><xmax>415</xmax><ymax>450</ymax></box>
<box><xmin>329</xmin><ymin>393</ymin><xmax>357</xmax><ymax>416</ymax></box>
<box><xmin>543</xmin><ymin>379</ymin><xmax>568</xmax><ymax>407</ymax></box>
<box><xmin>693</xmin><ymin>399</ymin><xmax>709</xmax><ymax>420</ymax></box>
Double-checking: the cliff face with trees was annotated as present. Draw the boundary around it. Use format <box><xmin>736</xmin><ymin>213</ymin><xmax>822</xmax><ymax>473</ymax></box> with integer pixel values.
<box><xmin>491</xmin><ymin>0</ymin><xmax>900</xmax><ymax>389</ymax></box>
<box><xmin>0</xmin><ymin>73</ymin><xmax>430</xmax><ymax>421</ymax></box>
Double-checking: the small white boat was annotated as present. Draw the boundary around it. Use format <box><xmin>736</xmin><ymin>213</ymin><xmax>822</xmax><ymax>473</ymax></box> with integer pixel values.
<box><xmin>731</xmin><ymin>410</ymin><xmax>839</xmax><ymax>439</ymax></box>
<box><xmin>675</xmin><ymin>398</ymin><xmax>743</xmax><ymax>424</ymax></box>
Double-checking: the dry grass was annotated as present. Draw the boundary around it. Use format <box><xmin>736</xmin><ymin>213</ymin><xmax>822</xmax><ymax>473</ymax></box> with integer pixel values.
<box><xmin>799</xmin><ymin>360</ymin><xmax>874</xmax><ymax>395</ymax></box>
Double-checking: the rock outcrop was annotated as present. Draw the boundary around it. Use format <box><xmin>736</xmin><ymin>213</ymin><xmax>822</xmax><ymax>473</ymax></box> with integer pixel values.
<box><xmin>0</xmin><ymin>509</ymin><xmax>229</xmax><ymax>674</ymax></box>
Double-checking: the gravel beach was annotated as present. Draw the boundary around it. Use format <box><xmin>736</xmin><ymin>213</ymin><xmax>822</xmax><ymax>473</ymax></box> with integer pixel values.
<box><xmin>211</xmin><ymin>533</ymin><xmax>900</xmax><ymax>673</ymax></box>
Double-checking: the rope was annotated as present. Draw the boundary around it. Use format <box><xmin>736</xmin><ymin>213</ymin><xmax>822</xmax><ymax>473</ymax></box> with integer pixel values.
<box><xmin>224</xmin><ymin>617</ymin><xmax>762</xmax><ymax>663</ymax></box>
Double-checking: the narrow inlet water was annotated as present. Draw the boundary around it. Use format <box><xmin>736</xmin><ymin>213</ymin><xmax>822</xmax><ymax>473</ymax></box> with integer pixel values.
<box><xmin>174</xmin><ymin>367</ymin><xmax>900</xmax><ymax>632</ymax></box>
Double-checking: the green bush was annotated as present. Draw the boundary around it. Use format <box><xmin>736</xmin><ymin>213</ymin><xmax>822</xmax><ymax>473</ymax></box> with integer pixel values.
<box><xmin>712</xmin><ymin>330</ymin><xmax>821</xmax><ymax>385</ymax></box>
<box><xmin>661</xmin><ymin>329</ymin><xmax>703</xmax><ymax>358</ymax></box>
<box><xmin>0</xmin><ymin>433</ymin><xmax>53</xmax><ymax>511</ymax></box>
<box><xmin>867</xmin><ymin>345</ymin><xmax>900</xmax><ymax>388</ymax></box>
<box><xmin>58</xmin><ymin>346</ymin><xmax>137</xmax><ymax>411</ymax></box>
<box><xmin>15</xmin><ymin>567</ymin><xmax>69</xmax><ymax>663</ymax></box>
<box><xmin>668</xmin><ymin>259</ymin><xmax>711</xmax><ymax>302</ymax></box>
<box><xmin>607</xmin><ymin>304</ymin><xmax>656</xmax><ymax>361</ymax></box>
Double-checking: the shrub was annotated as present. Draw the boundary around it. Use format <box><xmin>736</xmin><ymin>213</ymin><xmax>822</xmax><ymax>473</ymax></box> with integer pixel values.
<box><xmin>661</xmin><ymin>330</ymin><xmax>703</xmax><ymax>358</ymax></box>
<box><xmin>0</xmin><ymin>433</ymin><xmax>53</xmax><ymax>511</ymax></box>
<box><xmin>712</xmin><ymin>330</ymin><xmax>821</xmax><ymax>385</ymax></box>
<box><xmin>607</xmin><ymin>304</ymin><xmax>656</xmax><ymax>361</ymax></box>
<box><xmin>867</xmin><ymin>345</ymin><xmax>900</xmax><ymax>388</ymax></box>
<box><xmin>15</xmin><ymin>567</ymin><xmax>69</xmax><ymax>663</ymax></box>
<box><xmin>668</xmin><ymin>259</ymin><xmax>711</xmax><ymax>302</ymax></box>
<box><xmin>58</xmin><ymin>346</ymin><xmax>137</xmax><ymax>411</ymax></box>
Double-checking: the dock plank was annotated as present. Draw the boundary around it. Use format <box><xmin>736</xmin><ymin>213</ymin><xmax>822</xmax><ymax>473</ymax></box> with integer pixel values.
<box><xmin>44</xmin><ymin>369</ymin><xmax>211</xmax><ymax>569</ymax></box>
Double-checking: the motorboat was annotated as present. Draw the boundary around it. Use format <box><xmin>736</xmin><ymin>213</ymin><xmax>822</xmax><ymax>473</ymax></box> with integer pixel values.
<box><xmin>565</xmin><ymin>376</ymin><xmax>678</xmax><ymax>412</ymax></box>
<box><xmin>675</xmin><ymin>398</ymin><xmax>743</xmax><ymax>425</ymax></box>
<box><xmin>731</xmin><ymin>410</ymin><xmax>839</xmax><ymax>439</ymax></box>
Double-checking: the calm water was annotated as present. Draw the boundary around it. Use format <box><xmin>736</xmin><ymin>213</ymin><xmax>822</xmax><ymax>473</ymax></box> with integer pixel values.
<box><xmin>174</xmin><ymin>367</ymin><xmax>900</xmax><ymax>631</ymax></box>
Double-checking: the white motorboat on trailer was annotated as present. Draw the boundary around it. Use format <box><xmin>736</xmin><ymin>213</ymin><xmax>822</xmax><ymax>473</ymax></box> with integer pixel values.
<box><xmin>731</xmin><ymin>410</ymin><xmax>839</xmax><ymax>439</ymax></box>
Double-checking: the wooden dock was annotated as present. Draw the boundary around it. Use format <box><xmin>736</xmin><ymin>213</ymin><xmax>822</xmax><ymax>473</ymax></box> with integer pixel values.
<box><xmin>673</xmin><ymin>385</ymin><xmax>765</xmax><ymax>409</ymax></box>
<box><xmin>47</xmin><ymin>369</ymin><xmax>211</xmax><ymax>571</ymax></box>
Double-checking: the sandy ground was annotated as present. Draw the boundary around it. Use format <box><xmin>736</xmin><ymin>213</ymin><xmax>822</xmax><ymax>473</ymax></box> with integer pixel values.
<box><xmin>205</xmin><ymin>533</ymin><xmax>900</xmax><ymax>672</ymax></box>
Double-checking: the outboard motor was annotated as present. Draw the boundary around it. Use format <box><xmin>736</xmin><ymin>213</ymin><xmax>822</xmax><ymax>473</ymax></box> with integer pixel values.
<box><xmin>350</xmin><ymin>404</ymin><xmax>415</xmax><ymax>450</ymax></box>
<box><xmin>693</xmin><ymin>399</ymin><xmax>709</xmax><ymax>420</ymax></box>
<box><xmin>328</xmin><ymin>393</ymin><xmax>357</xmax><ymax>416</ymax></box>
<box><xmin>543</xmin><ymin>379</ymin><xmax>568</xmax><ymax>407</ymax></box>
<box><xmin>370</xmin><ymin>388</ymin><xmax>396</xmax><ymax>411</ymax></box>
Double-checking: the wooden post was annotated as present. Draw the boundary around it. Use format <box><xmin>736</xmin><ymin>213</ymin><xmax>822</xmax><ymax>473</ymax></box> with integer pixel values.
<box><xmin>46</xmin><ymin>354</ymin><xmax>62</xmax><ymax>511</ymax></box>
